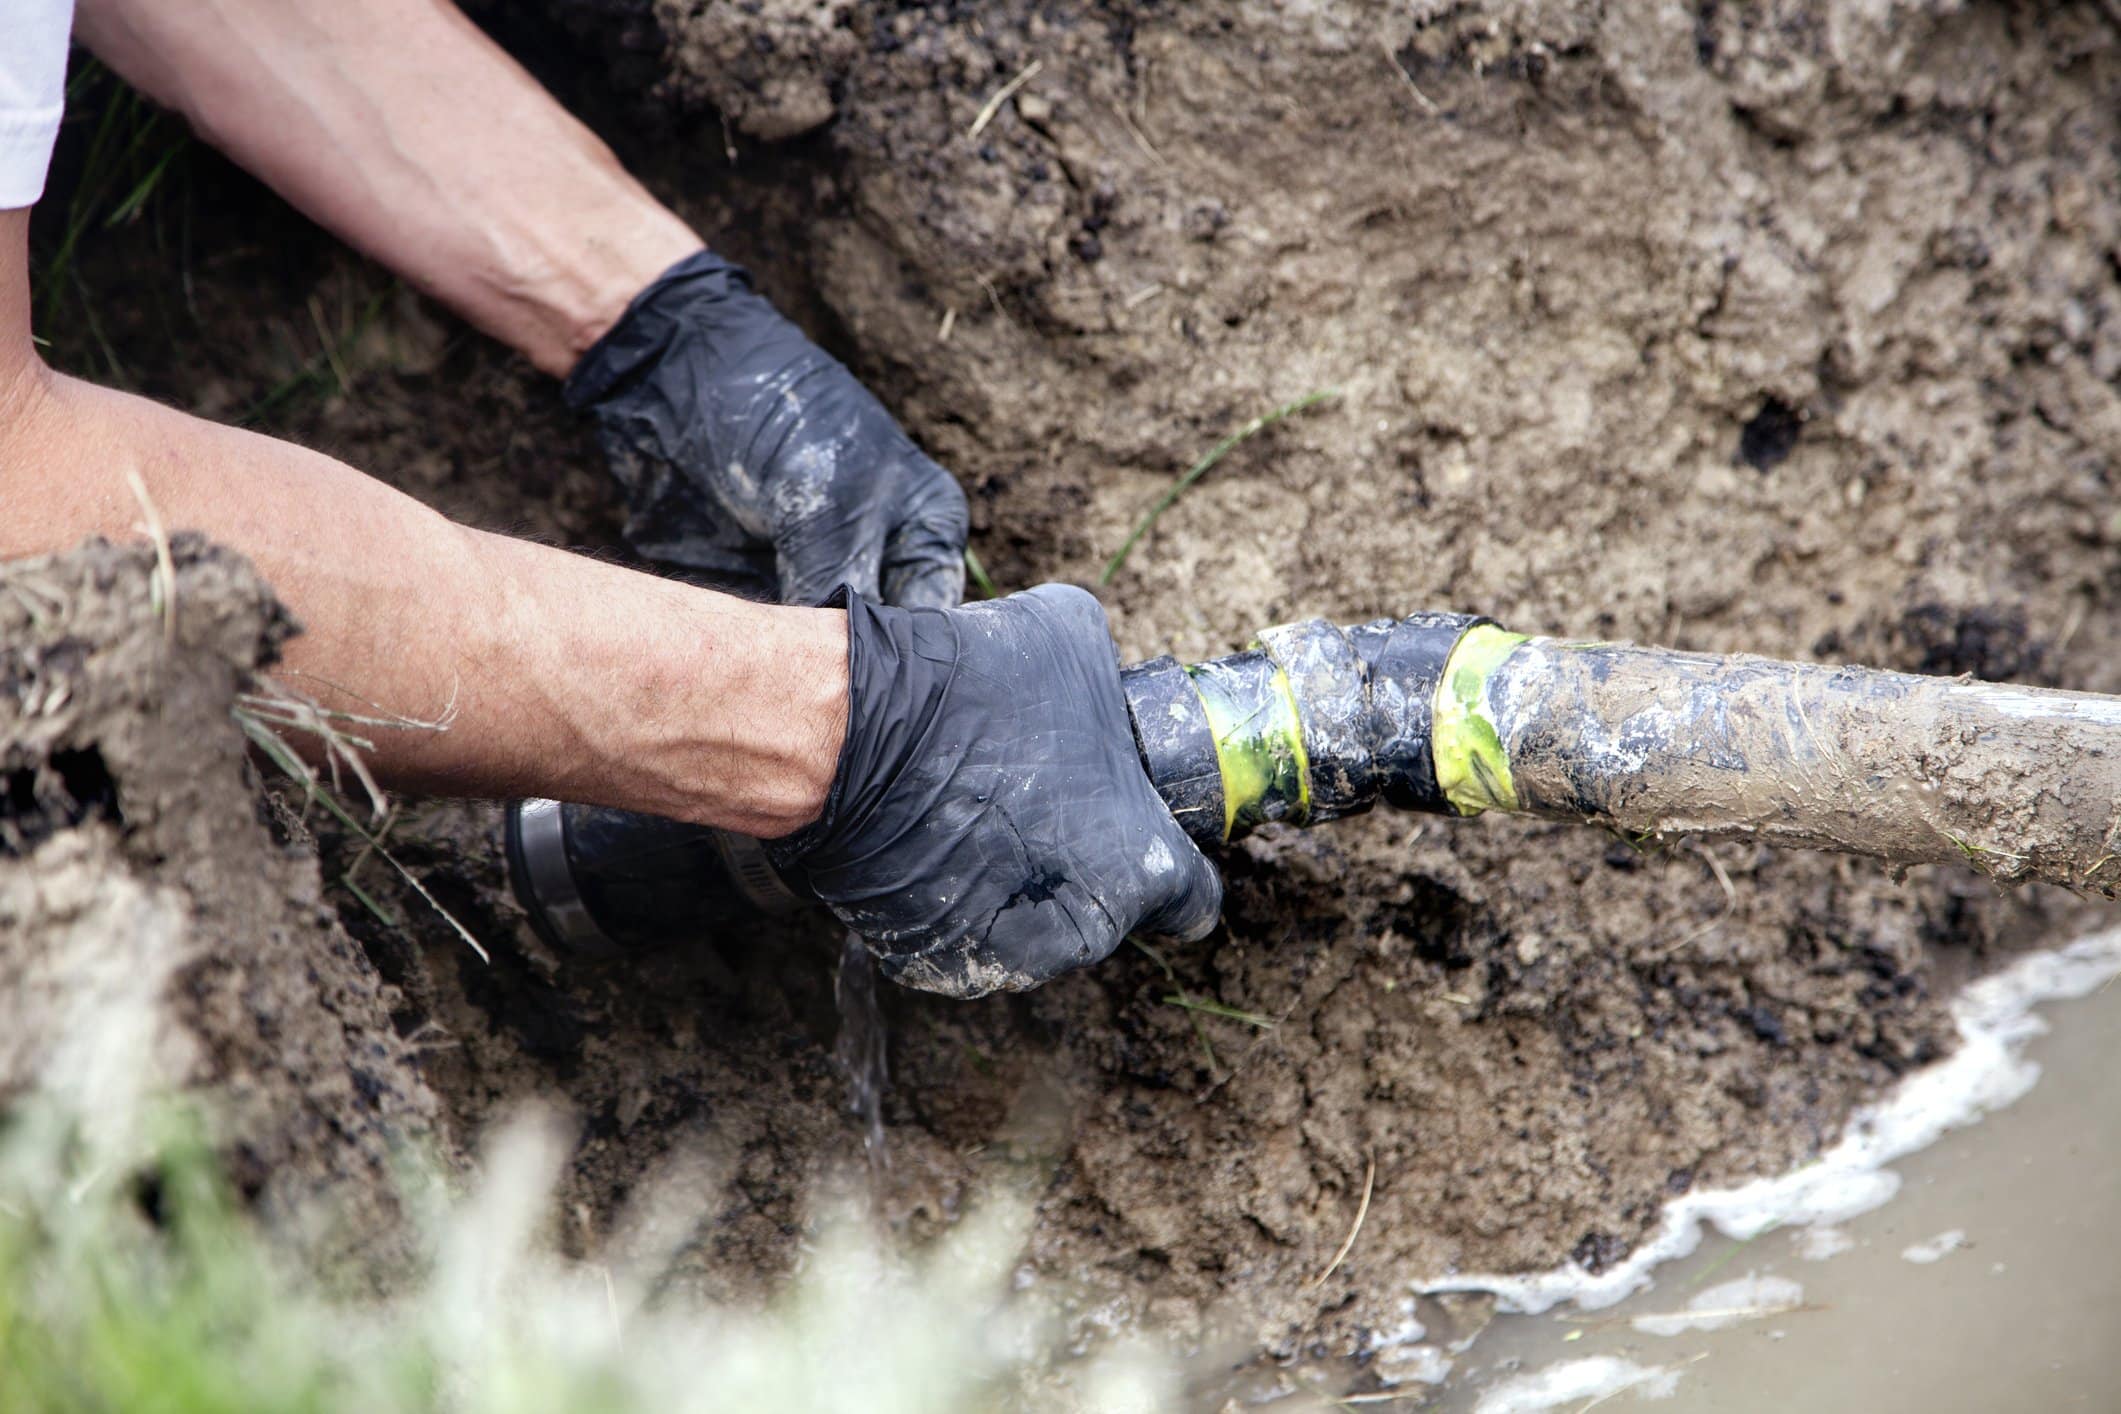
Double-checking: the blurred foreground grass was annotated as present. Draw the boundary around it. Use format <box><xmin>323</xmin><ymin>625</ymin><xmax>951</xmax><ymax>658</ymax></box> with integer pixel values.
<box><xmin>0</xmin><ymin>1104</ymin><xmax>1172</xmax><ymax>1414</ymax></box>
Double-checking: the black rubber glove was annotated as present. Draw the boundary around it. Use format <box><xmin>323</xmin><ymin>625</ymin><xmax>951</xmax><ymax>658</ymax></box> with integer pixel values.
<box><xmin>564</xmin><ymin>250</ymin><xmax>969</xmax><ymax>610</ymax></box>
<box><xmin>769</xmin><ymin>585</ymin><xmax>1224</xmax><ymax>998</ymax></box>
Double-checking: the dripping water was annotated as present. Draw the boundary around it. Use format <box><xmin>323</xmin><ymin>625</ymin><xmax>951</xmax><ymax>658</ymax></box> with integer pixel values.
<box><xmin>834</xmin><ymin>929</ymin><xmax>888</xmax><ymax>1165</ymax></box>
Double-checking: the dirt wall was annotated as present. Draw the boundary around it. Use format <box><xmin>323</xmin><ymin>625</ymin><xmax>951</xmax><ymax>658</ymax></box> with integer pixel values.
<box><xmin>0</xmin><ymin>540</ymin><xmax>438</xmax><ymax>1274</ymax></box>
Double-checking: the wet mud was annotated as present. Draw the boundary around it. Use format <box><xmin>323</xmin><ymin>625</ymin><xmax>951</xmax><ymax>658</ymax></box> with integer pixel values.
<box><xmin>23</xmin><ymin>0</ymin><xmax>2121</xmax><ymax>1386</ymax></box>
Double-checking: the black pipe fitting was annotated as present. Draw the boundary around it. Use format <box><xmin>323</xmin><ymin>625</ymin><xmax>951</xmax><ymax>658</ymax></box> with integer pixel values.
<box><xmin>1346</xmin><ymin>611</ymin><xmax>1492</xmax><ymax>813</ymax></box>
<box><xmin>1119</xmin><ymin>654</ymin><xmax>1226</xmax><ymax>848</ymax></box>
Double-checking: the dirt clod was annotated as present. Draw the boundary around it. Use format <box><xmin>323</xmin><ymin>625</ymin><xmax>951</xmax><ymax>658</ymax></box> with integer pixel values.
<box><xmin>0</xmin><ymin>540</ymin><xmax>439</xmax><ymax>1275</ymax></box>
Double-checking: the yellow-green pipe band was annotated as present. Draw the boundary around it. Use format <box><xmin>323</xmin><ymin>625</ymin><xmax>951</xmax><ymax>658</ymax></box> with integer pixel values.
<box><xmin>1431</xmin><ymin>623</ymin><xmax>1528</xmax><ymax>816</ymax></box>
<box><xmin>1186</xmin><ymin>656</ymin><xmax>1311</xmax><ymax>841</ymax></box>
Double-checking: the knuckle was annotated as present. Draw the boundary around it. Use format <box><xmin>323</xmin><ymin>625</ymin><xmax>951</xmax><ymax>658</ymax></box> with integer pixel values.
<box><xmin>1030</xmin><ymin>581</ymin><xmax>1107</xmax><ymax>631</ymax></box>
<box><xmin>910</xmin><ymin>471</ymin><xmax>970</xmax><ymax>529</ymax></box>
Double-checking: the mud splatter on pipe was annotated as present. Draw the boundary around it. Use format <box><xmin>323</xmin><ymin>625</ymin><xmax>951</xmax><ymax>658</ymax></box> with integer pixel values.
<box><xmin>1434</xmin><ymin>629</ymin><xmax>2121</xmax><ymax>895</ymax></box>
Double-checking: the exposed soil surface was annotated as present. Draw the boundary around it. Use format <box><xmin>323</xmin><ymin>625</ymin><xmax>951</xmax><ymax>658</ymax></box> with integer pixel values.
<box><xmin>0</xmin><ymin>541</ymin><xmax>437</xmax><ymax>1277</ymax></box>
<box><xmin>24</xmin><ymin>0</ymin><xmax>2121</xmax><ymax>1390</ymax></box>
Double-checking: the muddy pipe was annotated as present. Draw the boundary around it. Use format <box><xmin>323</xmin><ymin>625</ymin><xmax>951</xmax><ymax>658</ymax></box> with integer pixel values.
<box><xmin>507</xmin><ymin>613</ymin><xmax>2121</xmax><ymax>954</ymax></box>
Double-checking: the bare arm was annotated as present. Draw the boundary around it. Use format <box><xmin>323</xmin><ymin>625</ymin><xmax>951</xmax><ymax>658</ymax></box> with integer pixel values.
<box><xmin>0</xmin><ymin>211</ymin><xmax>842</xmax><ymax>835</ymax></box>
<box><xmin>37</xmin><ymin>0</ymin><xmax>852</xmax><ymax>828</ymax></box>
<box><xmin>73</xmin><ymin>0</ymin><xmax>700</xmax><ymax>376</ymax></box>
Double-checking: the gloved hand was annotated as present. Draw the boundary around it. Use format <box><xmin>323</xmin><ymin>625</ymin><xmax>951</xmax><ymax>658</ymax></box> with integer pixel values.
<box><xmin>769</xmin><ymin>585</ymin><xmax>1224</xmax><ymax>998</ymax></box>
<box><xmin>564</xmin><ymin>249</ymin><xmax>969</xmax><ymax>610</ymax></box>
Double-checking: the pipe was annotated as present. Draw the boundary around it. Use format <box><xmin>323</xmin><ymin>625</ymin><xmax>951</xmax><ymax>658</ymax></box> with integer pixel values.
<box><xmin>1435</xmin><ymin>626</ymin><xmax>2121</xmax><ymax>894</ymax></box>
<box><xmin>507</xmin><ymin>613</ymin><xmax>2121</xmax><ymax>954</ymax></box>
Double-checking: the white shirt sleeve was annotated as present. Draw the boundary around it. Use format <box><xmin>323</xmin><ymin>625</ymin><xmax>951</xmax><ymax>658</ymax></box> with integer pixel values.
<box><xmin>0</xmin><ymin>0</ymin><xmax>78</xmax><ymax>209</ymax></box>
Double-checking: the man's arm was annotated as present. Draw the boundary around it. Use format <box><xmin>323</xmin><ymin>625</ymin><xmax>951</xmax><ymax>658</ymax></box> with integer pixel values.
<box><xmin>0</xmin><ymin>209</ymin><xmax>844</xmax><ymax>836</ymax></box>
<box><xmin>73</xmin><ymin>0</ymin><xmax>698</xmax><ymax>376</ymax></box>
<box><xmin>76</xmin><ymin>0</ymin><xmax>970</xmax><ymax>612</ymax></box>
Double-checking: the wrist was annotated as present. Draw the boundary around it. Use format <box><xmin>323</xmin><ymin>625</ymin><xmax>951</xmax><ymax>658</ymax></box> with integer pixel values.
<box><xmin>738</xmin><ymin>604</ymin><xmax>849</xmax><ymax>838</ymax></box>
<box><xmin>465</xmin><ymin>528</ymin><xmax>845</xmax><ymax>834</ymax></box>
<box><xmin>544</xmin><ymin>229</ymin><xmax>708</xmax><ymax>379</ymax></box>
<box><xmin>549</xmin><ymin>230</ymin><xmax>706</xmax><ymax>372</ymax></box>
<box><xmin>608</xmin><ymin>595</ymin><xmax>846</xmax><ymax>838</ymax></box>
<box><xmin>560</xmin><ymin>248</ymin><xmax>768</xmax><ymax>410</ymax></box>
<box><xmin>440</xmin><ymin>213</ymin><xmax>703</xmax><ymax>381</ymax></box>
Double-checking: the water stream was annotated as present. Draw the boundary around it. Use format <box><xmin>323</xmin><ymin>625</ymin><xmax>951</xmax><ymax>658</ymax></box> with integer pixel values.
<box><xmin>834</xmin><ymin>929</ymin><xmax>889</xmax><ymax>1166</ymax></box>
<box><xmin>829</xmin><ymin>919</ymin><xmax>2119</xmax><ymax>1406</ymax></box>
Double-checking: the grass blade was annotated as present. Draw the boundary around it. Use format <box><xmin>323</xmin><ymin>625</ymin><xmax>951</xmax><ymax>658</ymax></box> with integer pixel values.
<box><xmin>234</xmin><ymin>706</ymin><xmax>489</xmax><ymax>963</ymax></box>
<box><xmin>103</xmin><ymin>142</ymin><xmax>181</xmax><ymax>230</ymax></box>
<box><xmin>1160</xmin><ymin>994</ymin><xmax>1277</xmax><ymax>1028</ymax></box>
<box><xmin>1100</xmin><ymin>388</ymin><xmax>1338</xmax><ymax>585</ymax></box>
<box><xmin>340</xmin><ymin>875</ymin><xmax>402</xmax><ymax>930</ymax></box>
<box><xmin>963</xmin><ymin>547</ymin><xmax>1000</xmax><ymax>600</ymax></box>
<box><xmin>235</xmin><ymin>287</ymin><xmax>389</xmax><ymax>427</ymax></box>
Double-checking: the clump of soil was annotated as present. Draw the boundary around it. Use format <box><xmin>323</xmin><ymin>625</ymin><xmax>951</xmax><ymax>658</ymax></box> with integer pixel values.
<box><xmin>0</xmin><ymin>539</ymin><xmax>438</xmax><ymax>1273</ymax></box>
<box><xmin>29</xmin><ymin>0</ymin><xmax>2121</xmax><ymax>1382</ymax></box>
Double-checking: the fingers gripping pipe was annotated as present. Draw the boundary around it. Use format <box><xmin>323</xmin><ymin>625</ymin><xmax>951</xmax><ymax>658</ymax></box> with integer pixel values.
<box><xmin>509</xmin><ymin>612</ymin><xmax>1496</xmax><ymax>954</ymax></box>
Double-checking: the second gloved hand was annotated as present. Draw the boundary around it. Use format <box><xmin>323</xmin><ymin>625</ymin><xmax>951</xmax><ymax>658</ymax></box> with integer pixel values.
<box><xmin>565</xmin><ymin>249</ymin><xmax>969</xmax><ymax>610</ymax></box>
<box><xmin>768</xmin><ymin>584</ymin><xmax>1224</xmax><ymax>998</ymax></box>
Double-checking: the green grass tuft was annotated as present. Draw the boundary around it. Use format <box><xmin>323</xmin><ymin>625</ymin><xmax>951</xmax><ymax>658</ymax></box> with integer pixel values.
<box><xmin>35</xmin><ymin>62</ymin><xmax>193</xmax><ymax>334</ymax></box>
<box><xmin>236</xmin><ymin>287</ymin><xmax>392</xmax><ymax>427</ymax></box>
<box><xmin>0</xmin><ymin>1098</ymin><xmax>1177</xmax><ymax>1414</ymax></box>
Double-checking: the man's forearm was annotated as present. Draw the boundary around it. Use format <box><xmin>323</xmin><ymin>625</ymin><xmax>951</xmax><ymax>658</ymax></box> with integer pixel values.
<box><xmin>0</xmin><ymin>354</ymin><xmax>844</xmax><ymax>834</ymax></box>
<box><xmin>75</xmin><ymin>0</ymin><xmax>701</xmax><ymax>376</ymax></box>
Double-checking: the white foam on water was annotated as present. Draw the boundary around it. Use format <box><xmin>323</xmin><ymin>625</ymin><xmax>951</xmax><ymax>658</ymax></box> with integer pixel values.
<box><xmin>1471</xmin><ymin>1355</ymin><xmax>1682</xmax><ymax>1413</ymax></box>
<box><xmin>1899</xmin><ymin>1228</ymin><xmax>1968</xmax><ymax>1264</ymax></box>
<box><xmin>1371</xmin><ymin>1341</ymin><xmax>1454</xmax><ymax>1387</ymax></box>
<box><xmin>1629</xmin><ymin>1272</ymin><xmax>1805</xmax><ymax>1336</ymax></box>
<box><xmin>1793</xmin><ymin>1225</ymin><xmax>1853</xmax><ymax>1261</ymax></box>
<box><xmin>1415</xmin><ymin>926</ymin><xmax>2121</xmax><ymax>1316</ymax></box>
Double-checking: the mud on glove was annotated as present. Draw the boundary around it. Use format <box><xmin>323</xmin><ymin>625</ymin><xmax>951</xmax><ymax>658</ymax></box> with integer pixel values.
<box><xmin>769</xmin><ymin>585</ymin><xmax>1224</xmax><ymax>999</ymax></box>
<box><xmin>565</xmin><ymin>249</ymin><xmax>969</xmax><ymax>611</ymax></box>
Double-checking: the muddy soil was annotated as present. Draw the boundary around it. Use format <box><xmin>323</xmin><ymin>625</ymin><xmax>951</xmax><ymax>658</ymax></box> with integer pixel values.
<box><xmin>28</xmin><ymin>0</ymin><xmax>2121</xmax><ymax>1385</ymax></box>
<box><xmin>0</xmin><ymin>541</ymin><xmax>438</xmax><ymax>1275</ymax></box>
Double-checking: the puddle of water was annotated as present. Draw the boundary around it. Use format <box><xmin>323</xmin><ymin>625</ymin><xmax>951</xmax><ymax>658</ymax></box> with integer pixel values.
<box><xmin>1429</xmin><ymin>931</ymin><xmax>2121</xmax><ymax>1411</ymax></box>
